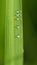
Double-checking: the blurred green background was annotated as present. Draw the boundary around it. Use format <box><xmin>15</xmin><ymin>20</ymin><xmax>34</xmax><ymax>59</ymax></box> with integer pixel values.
<box><xmin>0</xmin><ymin>0</ymin><xmax>6</xmax><ymax>65</ymax></box>
<box><xmin>23</xmin><ymin>0</ymin><xmax>37</xmax><ymax>65</ymax></box>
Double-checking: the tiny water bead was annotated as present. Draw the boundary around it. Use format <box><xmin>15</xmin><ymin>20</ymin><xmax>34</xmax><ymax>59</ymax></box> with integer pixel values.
<box><xmin>17</xmin><ymin>18</ymin><xmax>20</xmax><ymax>21</ymax></box>
<box><xmin>17</xmin><ymin>10</ymin><xmax>22</xmax><ymax>13</ymax></box>
<box><xmin>15</xmin><ymin>35</ymin><xmax>22</xmax><ymax>39</ymax></box>
<box><xmin>17</xmin><ymin>35</ymin><xmax>21</xmax><ymax>38</ymax></box>
<box><xmin>17</xmin><ymin>25</ymin><xmax>20</xmax><ymax>29</ymax></box>
<box><xmin>17</xmin><ymin>10</ymin><xmax>20</xmax><ymax>13</ymax></box>
<box><xmin>16</xmin><ymin>17</ymin><xmax>22</xmax><ymax>21</ymax></box>
<box><xmin>16</xmin><ymin>10</ymin><xmax>22</xmax><ymax>16</ymax></box>
<box><xmin>15</xmin><ymin>10</ymin><xmax>22</xmax><ymax>21</ymax></box>
<box><xmin>16</xmin><ymin>13</ymin><xmax>22</xmax><ymax>17</ymax></box>
<box><xmin>16</xmin><ymin>13</ymin><xmax>20</xmax><ymax>17</ymax></box>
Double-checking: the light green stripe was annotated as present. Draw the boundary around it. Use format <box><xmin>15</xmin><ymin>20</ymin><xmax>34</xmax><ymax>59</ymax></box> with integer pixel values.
<box><xmin>5</xmin><ymin>0</ymin><xmax>23</xmax><ymax>65</ymax></box>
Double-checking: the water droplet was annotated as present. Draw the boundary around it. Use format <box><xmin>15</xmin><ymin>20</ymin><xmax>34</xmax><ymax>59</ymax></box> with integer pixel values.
<box><xmin>17</xmin><ymin>25</ymin><xmax>20</xmax><ymax>29</ymax></box>
<box><xmin>16</xmin><ymin>14</ymin><xmax>20</xmax><ymax>17</ymax></box>
<box><xmin>17</xmin><ymin>18</ymin><xmax>20</xmax><ymax>21</ymax></box>
<box><xmin>17</xmin><ymin>35</ymin><xmax>20</xmax><ymax>38</ymax></box>
<box><xmin>17</xmin><ymin>10</ymin><xmax>20</xmax><ymax>13</ymax></box>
